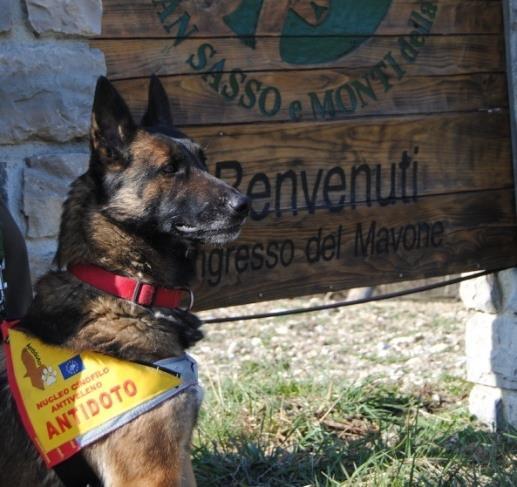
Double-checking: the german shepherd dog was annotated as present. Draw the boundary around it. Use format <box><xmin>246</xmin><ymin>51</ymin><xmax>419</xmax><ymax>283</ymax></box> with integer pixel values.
<box><xmin>0</xmin><ymin>76</ymin><xmax>249</xmax><ymax>486</ymax></box>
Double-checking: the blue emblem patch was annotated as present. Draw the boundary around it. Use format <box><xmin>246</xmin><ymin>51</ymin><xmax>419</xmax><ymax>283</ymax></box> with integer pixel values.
<box><xmin>59</xmin><ymin>355</ymin><xmax>85</xmax><ymax>380</ymax></box>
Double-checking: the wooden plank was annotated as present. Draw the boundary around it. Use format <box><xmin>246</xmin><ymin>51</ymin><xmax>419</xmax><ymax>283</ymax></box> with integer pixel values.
<box><xmin>185</xmin><ymin>112</ymin><xmax>513</xmax><ymax>211</ymax></box>
<box><xmin>115</xmin><ymin>72</ymin><xmax>508</xmax><ymax>126</ymax></box>
<box><xmin>94</xmin><ymin>35</ymin><xmax>505</xmax><ymax>79</ymax></box>
<box><xmin>100</xmin><ymin>0</ymin><xmax>503</xmax><ymax>39</ymax></box>
<box><xmin>97</xmin><ymin>0</ymin><xmax>515</xmax><ymax>310</ymax></box>
<box><xmin>194</xmin><ymin>188</ymin><xmax>517</xmax><ymax>309</ymax></box>
<box><xmin>503</xmin><ymin>1</ymin><xmax>517</xmax><ymax>213</ymax></box>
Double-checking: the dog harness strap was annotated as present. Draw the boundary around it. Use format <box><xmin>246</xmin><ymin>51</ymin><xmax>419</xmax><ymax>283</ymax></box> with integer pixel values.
<box><xmin>68</xmin><ymin>264</ymin><xmax>191</xmax><ymax>310</ymax></box>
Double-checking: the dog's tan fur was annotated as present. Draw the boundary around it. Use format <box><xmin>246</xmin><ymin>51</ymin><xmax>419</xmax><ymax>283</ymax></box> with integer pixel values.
<box><xmin>0</xmin><ymin>76</ymin><xmax>248</xmax><ymax>486</ymax></box>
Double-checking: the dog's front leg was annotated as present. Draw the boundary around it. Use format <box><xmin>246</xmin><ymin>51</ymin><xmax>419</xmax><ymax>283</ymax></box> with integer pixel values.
<box><xmin>181</xmin><ymin>454</ymin><xmax>197</xmax><ymax>487</ymax></box>
<box><xmin>85</xmin><ymin>436</ymin><xmax>187</xmax><ymax>487</ymax></box>
<box><xmin>84</xmin><ymin>396</ymin><xmax>198</xmax><ymax>487</ymax></box>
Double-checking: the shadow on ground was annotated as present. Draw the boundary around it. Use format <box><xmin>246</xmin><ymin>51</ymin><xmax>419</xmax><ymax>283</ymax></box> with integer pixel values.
<box><xmin>193</xmin><ymin>386</ymin><xmax>517</xmax><ymax>487</ymax></box>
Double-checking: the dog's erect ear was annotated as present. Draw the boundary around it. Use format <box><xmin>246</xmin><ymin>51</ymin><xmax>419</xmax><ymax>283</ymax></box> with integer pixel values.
<box><xmin>141</xmin><ymin>75</ymin><xmax>173</xmax><ymax>127</ymax></box>
<box><xmin>90</xmin><ymin>76</ymin><xmax>136</xmax><ymax>166</ymax></box>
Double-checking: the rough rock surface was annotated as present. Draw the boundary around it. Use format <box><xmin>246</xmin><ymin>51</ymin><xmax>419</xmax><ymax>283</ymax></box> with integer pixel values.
<box><xmin>0</xmin><ymin>0</ymin><xmax>12</xmax><ymax>33</ymax></box>
<box><xmin>460</xmin><ymin>273</ymin><xmax>501</xmax><ymax>314</ymax></box>
<box><xmin>0</xmin><ymin>161</ymin><xmax>11</xmax><ymax>204</ymax></box>
<box><xmin>0</xmin><ymin>42</ymin><xmax>104</xmax><ymax>144</ymax></box>
<box><xmin>25</xmin><ymin>0</ymin><xmax>102</xmax><ymax>36</ymax></box>
<box><xmin>26</xmin><ymin>239</ymin><xmax>58</xmax><ymax>281</ymax></box>
<box><xmin>498</xmin><ymin>269</ymin><xmax>517</xmax><ymax>312</ymax></box>
<box><xmin>466</xmin><ymin>312</ymin><xmax>517</xmax><ymax>390</ymax></box>
<box><xmin>463</xmin><ymin>270</ymin><xmax>517</xmax><ymax>429</ymax></box>
<box><xmin>23</xmin><ymin>153</ymin><xmax>89</xmax><ymax>238</ymax></box>
<box><xmin>469</xmin><ymin>384</ymin><xmax>517</xmax><ymax>432</ymax></box>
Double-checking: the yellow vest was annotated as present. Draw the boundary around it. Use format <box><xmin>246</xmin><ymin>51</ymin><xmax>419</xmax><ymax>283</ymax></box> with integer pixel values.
<box><xmin>1</xmin><ymin>321</ymin><xmax>198</xmax><ymax>468</ymax></box>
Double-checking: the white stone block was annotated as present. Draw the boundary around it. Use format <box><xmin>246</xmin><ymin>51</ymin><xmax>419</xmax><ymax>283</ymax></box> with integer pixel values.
<box><xmin>466</xmin><ymin>313</ymin><xmax>495</xmax><ymax>385</ymax></box>
<box><xmin>0</xmin><ymin>42</ymin><xmax>105</xmax><ymax>144</ymax></box>
<box><xmin>469</xmin><ymin>384</ymin><xmax>502</xmax><ymax>431</ymax></box>
<box><xmin>466</xmin><ymin>312</ymin><xmax>517</xmax><ymax>389</ymax></box>
<box><xmin>460</xmin><ymin>273</ymin><xmax>500</xmax><ymax>314</ymax></box>
<box><xmin>503</xmin><ymin>388</ymin><xmax>517</xmax><ymax>427</ymax></box>
<box><xmin>23</xmin><ymin>153</ymin><xmax>89</xmax><ymax>238</ymax></box>
<box><xmin>498</xmin><ymin>269</ymin><xmax>517</xmax><ymax>313</ymax></box>
<box><xmin>25</xmin><ymin>0</ymin><xmax>102</xmax><ymax>36</ymax></box>
<box><xmin>470</xmin><ymin>384</ymin><xmax>517</xmax><ymax>430</ymax></box>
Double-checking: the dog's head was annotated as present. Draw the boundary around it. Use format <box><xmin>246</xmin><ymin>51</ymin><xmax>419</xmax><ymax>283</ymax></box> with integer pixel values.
<box><xmin>88</xmin><ymin>76</ymin><xmax>249</xmax><ymax>245</ymax></box>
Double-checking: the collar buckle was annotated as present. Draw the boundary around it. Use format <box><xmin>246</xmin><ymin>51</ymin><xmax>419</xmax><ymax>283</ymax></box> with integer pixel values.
<box><xmin>132</xmin><ymin>281</ymin><xmax>157</xmax><ymax>307</ymax></box>
<box><xmin>180</xmin><ymin>288</ymin><xmax>195</xmax><ymax>312</ymax></box>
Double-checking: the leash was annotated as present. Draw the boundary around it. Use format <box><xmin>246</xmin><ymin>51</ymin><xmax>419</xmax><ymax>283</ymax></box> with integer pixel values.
<box><xmin>202</xmin><ymin>268</ymin><xmax>510</xmax><ymax>324</ymax></box>
<box><xmin>6</xmin><ymin>263</ymin><xmax>512</xmax><ymax>486</ymax></box>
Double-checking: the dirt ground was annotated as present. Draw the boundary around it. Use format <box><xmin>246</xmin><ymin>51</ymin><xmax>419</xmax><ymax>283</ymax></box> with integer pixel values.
<box><xmin>195</xmin><ymin>297</ymin><xmax>472</xmax><ymax>392</ymax></box>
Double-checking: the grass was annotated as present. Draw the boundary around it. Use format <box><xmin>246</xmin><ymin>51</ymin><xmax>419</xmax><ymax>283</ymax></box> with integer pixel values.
<box><xmin>192</xmin><ymin>361</ymin><xmax>517</xmax><ymax>486</ymax></box>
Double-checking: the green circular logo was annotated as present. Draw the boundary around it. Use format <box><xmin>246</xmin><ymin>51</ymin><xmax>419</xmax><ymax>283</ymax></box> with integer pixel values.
<box><xmin>224</xmin><ymin>0</ymin><xmax>393</xmax><ymax>65</ymax></box>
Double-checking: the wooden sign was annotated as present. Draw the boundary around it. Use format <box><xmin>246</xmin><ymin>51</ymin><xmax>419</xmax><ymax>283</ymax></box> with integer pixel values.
<box><xmin>93</xmin><ymin>0</ymin><xmax>517</xmax><ymax>310</ymax></box>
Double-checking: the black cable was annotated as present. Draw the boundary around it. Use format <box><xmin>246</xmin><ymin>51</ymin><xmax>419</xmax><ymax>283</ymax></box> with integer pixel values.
<box><xmin>202</xmin><ymin>267</ymin><xmax>509</xmax><ymax>324</ymax></box>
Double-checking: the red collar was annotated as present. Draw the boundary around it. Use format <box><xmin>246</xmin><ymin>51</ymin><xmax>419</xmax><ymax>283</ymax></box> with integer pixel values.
<box><xmin>68</xmin><ymin>264</ymin><xmax>193</xmax><ymax>311</ymax></box>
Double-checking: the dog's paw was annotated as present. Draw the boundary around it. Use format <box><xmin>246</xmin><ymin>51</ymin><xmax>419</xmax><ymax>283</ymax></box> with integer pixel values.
<box><xmin>156</xmin><ymin>310</ymin><xmax>204</xmax><ymax>349</ymax></box>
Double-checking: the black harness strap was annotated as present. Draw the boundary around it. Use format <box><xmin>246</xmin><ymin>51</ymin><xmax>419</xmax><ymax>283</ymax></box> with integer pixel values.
<box><xmin>54</xmin><ymin>453</ymin><xmax>102</xmax><ymax>487</ymax></box>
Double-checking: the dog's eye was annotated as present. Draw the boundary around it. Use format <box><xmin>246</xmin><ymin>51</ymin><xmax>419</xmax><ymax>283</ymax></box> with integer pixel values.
<box><xmin>161</xmin><ymin>163</ymin><xmax>177</xmax><ymax>175</ymax></box>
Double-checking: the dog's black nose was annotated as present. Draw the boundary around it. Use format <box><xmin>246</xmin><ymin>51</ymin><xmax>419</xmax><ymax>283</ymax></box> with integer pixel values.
<box><xmin>230</xmin><ymin>194</ymin><xmax>250</xmax><ymax>217</ymax></box>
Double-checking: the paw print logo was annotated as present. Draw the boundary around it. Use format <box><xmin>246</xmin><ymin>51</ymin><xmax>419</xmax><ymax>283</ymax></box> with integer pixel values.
<box><xmin>41</xmin><ymin>366</ymin><xmax>57</xmax><ymax>387</ymax></box>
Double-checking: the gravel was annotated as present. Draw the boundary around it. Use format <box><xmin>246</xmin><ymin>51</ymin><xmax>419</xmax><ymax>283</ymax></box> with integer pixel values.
<box><xmin>194</xmin><ymin>297</ymin><xmax>472</xmax><ymax>391</ymax></box>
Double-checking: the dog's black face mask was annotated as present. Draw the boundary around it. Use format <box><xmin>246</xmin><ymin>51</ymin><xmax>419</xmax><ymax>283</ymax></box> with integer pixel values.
<box><xmin>89</xmin><ymin>76</ymin><xmax>249</xmax><ymax>245</ymax></box>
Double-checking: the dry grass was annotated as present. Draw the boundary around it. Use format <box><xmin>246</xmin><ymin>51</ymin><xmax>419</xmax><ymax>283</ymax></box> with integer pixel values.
<box><xmin>191</xmin><ymin>299</ymin><xmax>517</xmax><ymax>486</ymax></box>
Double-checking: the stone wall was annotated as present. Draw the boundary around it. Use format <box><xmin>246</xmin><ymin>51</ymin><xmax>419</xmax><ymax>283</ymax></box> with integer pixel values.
<box><xmin>0</xmin><ymin>0</ymin><xmax>105</xmax><ymax>279</ymax></box>
<box><xmin>461</xmin><ymin>271</ymin><xmax>517</xmax><ymax>429</ymax></box>
<box><xmin>461</xmin><ymin>0</ymin><xmax>517</xmax><ymax>430</ymax></box>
